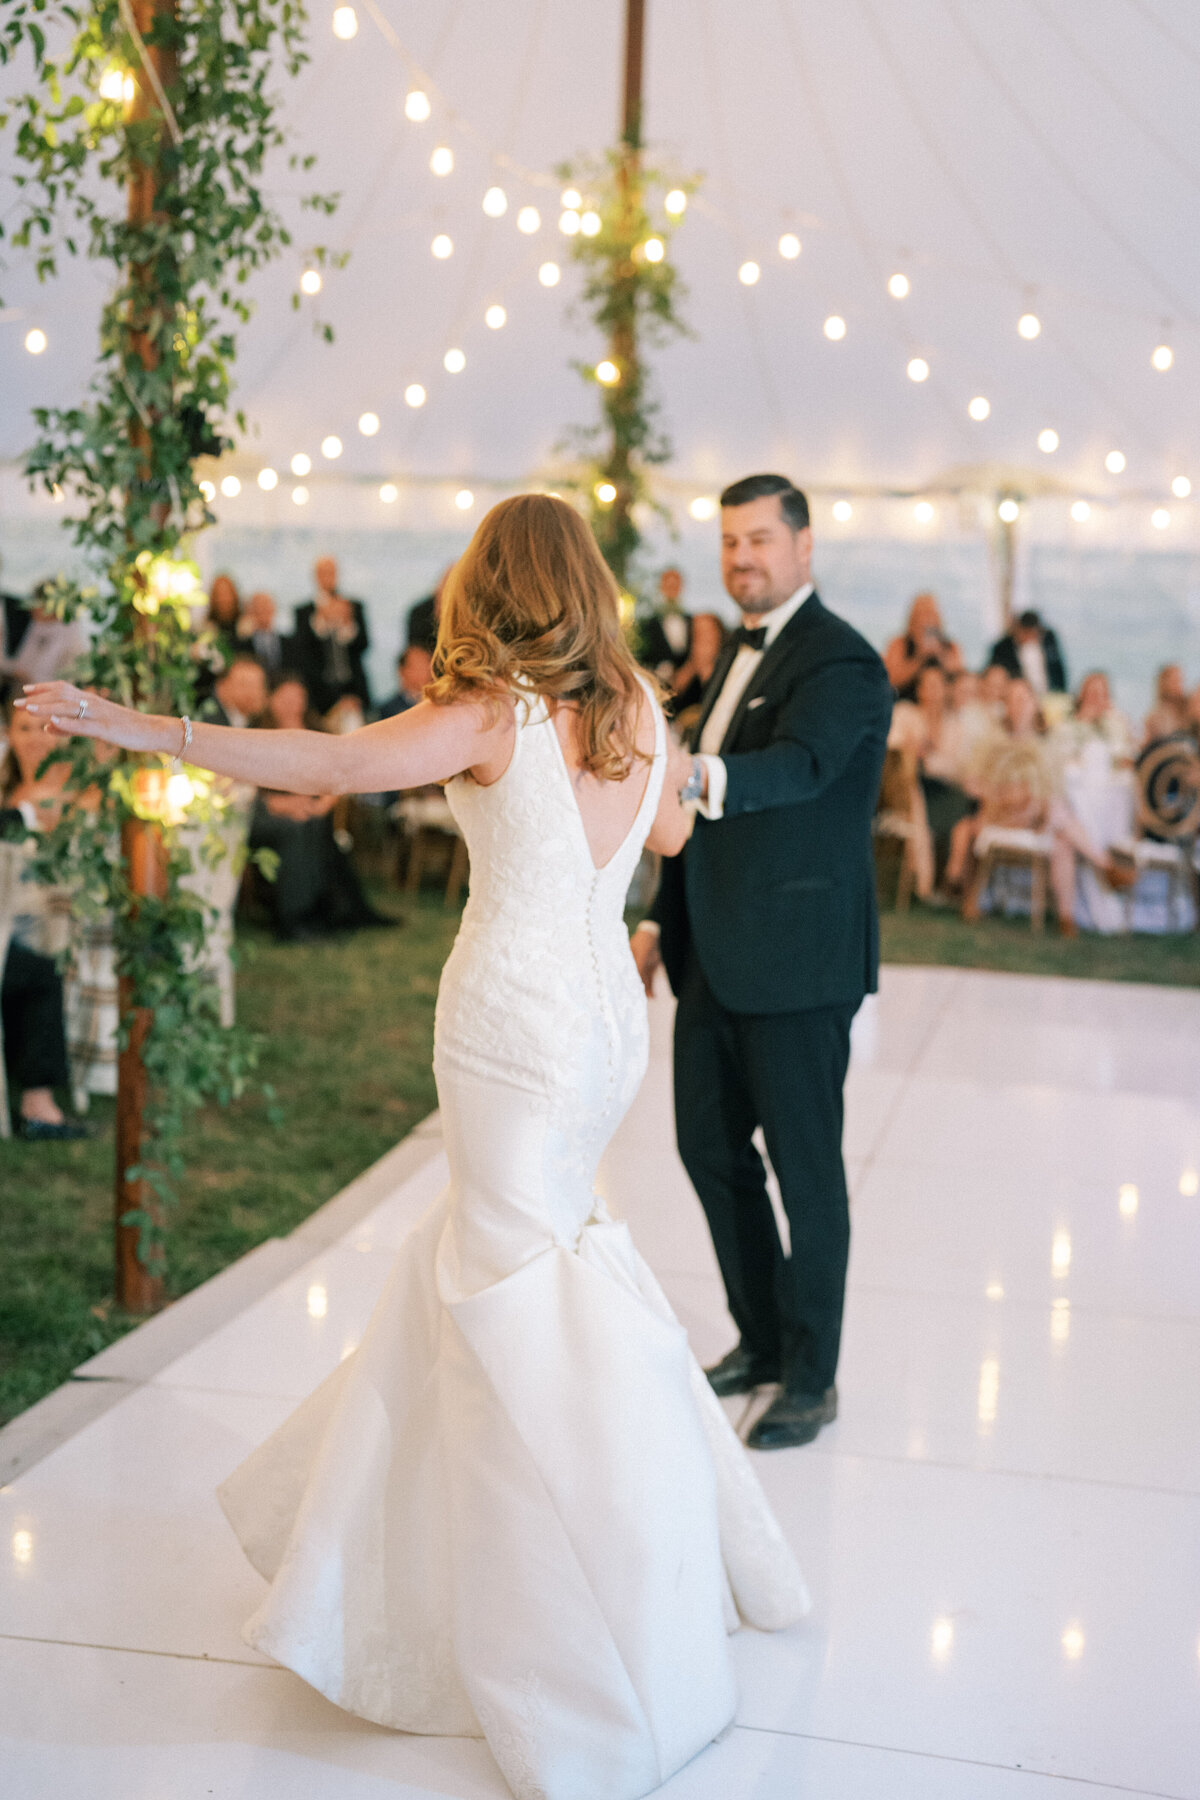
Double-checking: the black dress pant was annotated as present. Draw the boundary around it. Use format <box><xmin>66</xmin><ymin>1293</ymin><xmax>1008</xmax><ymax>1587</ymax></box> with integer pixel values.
<box><xmin>2</xmin><ymin>940</ymin><xmax>70</xmax><ymax>1094</ymax></box>
<box><xmin>249</xmin><ymin>803</ymin><xmax>376</xmax><ymax>939</ymax></box>
<box><xmin>673</xmin><ymin>950</ymin><xmax>856</xmax><ymax>1395</ymax></box>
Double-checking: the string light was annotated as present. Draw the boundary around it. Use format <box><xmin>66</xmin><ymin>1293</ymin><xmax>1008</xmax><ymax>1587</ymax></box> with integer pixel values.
<box><xmin>358</xmin><ymin>412</ymin><xmax>380</xmax><ymax>436</ymax></box>
<box><xmin>580</xmin><ymin>210</ymin><xmax>601</xmax><ymax>237</ymax></box>
<box><xmin>888</xmin><ymin>272</ymin><xmax>910</xmax><ymax>298</ymax></box>
<box><xmin>1152</xmin><ymin>507</ymin><xmax>1171</xmax><ymax>529</ymax></box>
<box><xmin>404</xmin><ymin>89</ymin><xmax>431</xmax><ymax>122</ymax></box>
<box><xmin>931</xmin><ymin>1617</ymin><xmax>954</xmax><ymax>1663</ymax></box>
<box><xmin>998</xmin><ymin>498</ymin><xmax>1020</xmax><ymax>523</ymax></box>
<box><xmin>539</xmin><ymin>262</ymin><xmax>561</xmax><ymax>286</ymax></box>
<box><xmin>1151</xmin><ymin>344</ymin><xmax>1174</xmax><ymax>372</ymax></box>
<box><xmin>431</xmin><ymin>234</ymin><xmax>453</xmax><ymax>259</ymax></box>
<box><xmin>1051</xmin><ymin>1297</ymin><xmax>1070</xmax><ymax>1344</ymax></box>
<box><xmin>443</xmin><ymin>348</ymin><xmax>466</xmax><ymax>373</ymax></box>
<box><xmin>517</xmin><ymin>206</ymin><xmax>540</xmax><ymax>233</ymax></box>
<box><xmin>595</xmin><ymin>360</ymin><xmax>620</xmax><ymax>386</ymax></box>
<box><xmin>739</xmin><ymin>261</ymin><xmax>761</xmax><ymax>286</ymax></box>
<box><xmin>257</xmin><ymin>467</ymin><xmax>278</xmax><ymax>490</ymax></box>
<box><xmin>99</xmin><ymin>67</ymin><xmax>134</xmax><ymax>103</ymax></box>
<box><xmin>332</xmin><ymin>7</ymin><xmax>358</xmax><ymax>39</ymax></box>
<box><xmin>824</xmin><ymin>315</ymin><xmax>846</xmax><ymax>340</ymax></box>
<box><xmin>1118</xmin><ymin>1183</ymin><xmax>1140</xmax><ymax>1216</ymax></box>
<box><xmin>1071</xmin><ymin>500</ymin><xmax>1091</xmax><ymax>522</ymax></box>
<box><xmin>1105</xmin><ymin>450</ymin><xmax>1126</xmax><ymax>474</ymax></box>
<box><xmin>1061</xmin><ymin>1625</ymin><xmax>1085</xmax><ymax>1661</ymax></box>
<box><xmin>299</xmin><ymin>269</ymin><xmax>322</xmax><ymax>296</ymax></box>
<box><xmin>595</xmin><ymin>481</ymin><xmax>617</xmax><ymax>504</ymax></box>
<box><xmin>379</xmin><ymin>483</ymin><xmax>398</xmax><ymax>504</ymax></box>
<box><xmin>321</xmin><ymin>435</ymin><xmax>343</xmax><ymax>459</ymax></box>
<box><xmin>482</xmin><ymin>187</ymin><xmax>508</xmax><ymax>218</ymax></box>
<box><xmin>23</xmin><ymin>328</ymin><xmax>47</xmax><ymax>355</ymax></box>
<box><xmin>778</xmin><ymin>233</ymin><xmax>801</xmax><ymax>259</ymax></box>
<box><xmin>914</xmin><ymin>500</ymin><xmax>935</xmax><ymax>523</ymax></box>
<box><xmin>664</xmin><ymin>189</ymin><xmax>687</xmax><ymax>216</ymax></box>
<box><xmin>907</xmin><ymin>357</ymin><xmax>929</xmax><ymax>382</ymax></box>
<box><xmin>1180</xmin><ymin>1168</ymin><xmax>1199</xmax><ymax>1196</ymax></box>
<box><xmin>220</xmin><ymin>475</ymin><xmax>240</xmax><ymax>497</ymax></box>
<box><xmin>832</xmin><ymin>500</ymin><xmax>853</xmax><ymax>521</ymax></box>
<box><xmin>1018</xmin><ymin>312</ymin><xmax>1041</xmax><ymax>339</ymax></box>
<box><xmin>404</xmin><ymin>384</ymin><xmax>426</xmax><ymax>408</ymax></box>
<box><xmin>290</xmin><ymin>452</ymin><xmax>312</xmax><ymax>476</ymax></box>
<box><xmin>292</xmin><ymin>485</ymin><xmax>309</xmax><ymax>506</ymax></box>
<box><xmin>199</xmin><ymin>480</ymin><xmax>216</xmax><ymax>502</ymax></box>
<box><xmin>985</xmin><ymin>1281</ymin><xmax>1005</xmax><ymax>1300</ymax></box>
<box><xmin>643</xmin><ymin>238</ymin><xmax>664</xmax><ymax>263</ymax></box>
<box><xmin>1038</xmin><ymin>429</ymin><xmax>1059</xmax><ymax>453</ymax></box>
<box><xmin>1171</xmin><ymin>476</ymin><xmax>1191</xmax><ymax>498</ymax></box>
<box><xmin>689</xmin><ymin>496</ymin><xmax>717</xmax><ymax>521</ymax></box>
<box><xmin>430</xmin><ymin>146</ymin><xmax>454</xmax><ymax>176</ymax></box>
<box><xmin>560</xmin><ymin>187</ymin><xmax>582</xmax><ymax>209</ymax></box>
<box><xmin>559</xmin><ymin>209</ymin><xmax>581</xmax><ymax>236</ymax></box>
<box><xmin>485</xmin><ymin>305</ymin><xmax>507</xmax><ymax>329</ymax></box>
<box><xmin>968</xmin><ymin>396</ymin><xmax>990</xmax><ymax>421</ymax></box>
<box><xmin>455</xmin><ymin>489</ymin><xmax>475</xmax><ymax>510</ymax></box>
<box><xmin>1051</xmin><ymin>1229</ymin><xmax>1071</xmax><ymax>1274</ymax></box>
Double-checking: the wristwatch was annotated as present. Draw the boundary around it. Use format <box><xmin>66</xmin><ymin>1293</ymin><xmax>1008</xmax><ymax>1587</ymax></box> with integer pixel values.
<box><xmin>678</xmin><ymin>756</ymin><xmax>704</xmax><ymax>805</ymax></box>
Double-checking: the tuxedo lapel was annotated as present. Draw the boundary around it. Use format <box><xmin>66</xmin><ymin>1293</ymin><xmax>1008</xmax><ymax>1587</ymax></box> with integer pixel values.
<box><xmin>719</xmin><ymin>592</ymin><xmax>818</xmax><ymax>752</ymax></box>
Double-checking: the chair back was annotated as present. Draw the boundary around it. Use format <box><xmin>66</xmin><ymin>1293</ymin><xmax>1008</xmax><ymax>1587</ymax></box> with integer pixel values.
<box><xmin>875</xmin><ymin>746</ymin><xmax>919</xmax><ymax>823</ymax></box>
<box><xmin>0</xmin><ymin>841</ymin><xmax>27</xmax><ymax>1137</ymax></box>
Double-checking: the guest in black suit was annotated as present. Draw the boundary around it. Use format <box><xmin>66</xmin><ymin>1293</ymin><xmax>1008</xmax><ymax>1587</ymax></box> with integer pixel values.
<box><xmin>405</xmin><ymin>564</ymin><xmax>456</xmax><ymax>656</ymax></box>
<box><xmin>291</xmin><ymin>557</ymin><xmax>371</xmax><ymax>717</ymax></box>
<box><xmin>633</xmin><ymin>474</ymin><xmax>893</xmax><ymax>1450</ymax></box>
<box><xmin>988</xmin><ymin>609</ymin><xmax>1068</xmax><ymax>696</ymax></box>
<box><xmin>637</xmin><ymin>566</ymin><xmax>693</xmax><ymax>680</ymax></box>
<box><xmin>1</xmin><ymin>587</ymin><xmax>32</xmax><ymax>703</ymax></box>
<box><xmin>208</xmin><ymin>655</ymin><xmax>268</xmax><ymax>729</ymax></box>
<box><xmin>236</xmin><ymin>590</ymin><xmax>288</xmax><ymax>683</ymax></box>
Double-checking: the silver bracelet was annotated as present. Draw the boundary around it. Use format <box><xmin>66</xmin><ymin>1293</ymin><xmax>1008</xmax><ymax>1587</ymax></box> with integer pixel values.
<box><xmin>678</xmin><ymin>756</ymin><xmax>704</xmax><ymax>805</ymax></box>
<box><xmin>171</xmin><ymin>714</ymin><xmax>193</xmax><ymax>771</ymax></box>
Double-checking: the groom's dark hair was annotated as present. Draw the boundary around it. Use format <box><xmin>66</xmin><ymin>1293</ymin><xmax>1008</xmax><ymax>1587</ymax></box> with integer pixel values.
<box><xmin>719</xmin><ymin>473</ymin><xmax>809</xmax><ymax>533</ymax></box>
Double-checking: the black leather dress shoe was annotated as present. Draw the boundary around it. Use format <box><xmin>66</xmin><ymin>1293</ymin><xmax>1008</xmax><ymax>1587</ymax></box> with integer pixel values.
<box><xmin>18</xmin><ymin>1117</ymin><xmax>91</xmax><ymax>1142</ymax></box>
<box><xmin>746</xmin><ymin>1385</ymin><xmax>837</xmax><ymax>1450</ymax></box>
<box><xmin>704</xmin><ymin>1344</ymin><xmax>782</xmax><ymax>1397</ymax></box>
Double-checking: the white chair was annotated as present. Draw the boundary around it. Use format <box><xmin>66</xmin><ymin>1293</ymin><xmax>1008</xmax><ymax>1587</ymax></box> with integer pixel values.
<box><xmin>965</xmin><ymin>825</ymin><xmax>1055</xmax><ymax>931</ymax></box>
<box><xmin>0</xmin><ymin>841</ymin><xmax>27</xmax><ymax>1138</ymax></box>
<box><xmin>1111</xmin><ymin>837</ymin><xmax>1199</xmax><ymax>933</ymax></box>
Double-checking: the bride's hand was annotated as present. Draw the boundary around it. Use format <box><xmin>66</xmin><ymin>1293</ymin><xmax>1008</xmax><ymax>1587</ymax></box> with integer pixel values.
<box><xmin>17</xmin><ymin>682</ymin><xmax>169</xmax><ymax>755</ymax></box>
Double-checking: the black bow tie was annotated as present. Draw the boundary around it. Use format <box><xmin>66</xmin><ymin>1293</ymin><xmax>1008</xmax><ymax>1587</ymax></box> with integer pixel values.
<box><xmin>732</xmin><ymin>624</ymin><xmax>768</xmax><ymax>652</ymax></box>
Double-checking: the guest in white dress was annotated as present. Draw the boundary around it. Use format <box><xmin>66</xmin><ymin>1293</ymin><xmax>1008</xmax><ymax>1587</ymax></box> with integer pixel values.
<box><xmin>19</xmin><ymin>495</ymin><xmax>808</xmax><ymax>1800</ymax></box>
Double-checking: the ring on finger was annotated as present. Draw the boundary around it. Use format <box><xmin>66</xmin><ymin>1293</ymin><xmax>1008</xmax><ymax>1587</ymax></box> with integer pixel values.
<box><xmin>76</xmin><ymin>697</ymin><xmax>88</xmax><ymax>720</ymax></box>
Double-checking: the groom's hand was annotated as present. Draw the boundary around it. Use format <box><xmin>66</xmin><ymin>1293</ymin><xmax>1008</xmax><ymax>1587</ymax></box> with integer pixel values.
<box><xmin>630</xmin><ymin>924</ymin><xmax>662</xmax><ymax>997</ymax></box>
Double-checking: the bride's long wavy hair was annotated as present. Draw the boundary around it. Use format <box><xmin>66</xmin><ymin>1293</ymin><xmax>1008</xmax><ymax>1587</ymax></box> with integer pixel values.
<box><xmin>426</xmin><ymin>493</ymin><xmax>654</xmax><ymax>781</ymax></box>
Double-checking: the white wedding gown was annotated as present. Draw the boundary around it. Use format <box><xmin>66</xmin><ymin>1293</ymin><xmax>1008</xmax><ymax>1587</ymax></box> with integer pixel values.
<box><xmin>218</xmin><ymin>685</ymin><xmax>808</xmax><ymax>1800</ymax></box>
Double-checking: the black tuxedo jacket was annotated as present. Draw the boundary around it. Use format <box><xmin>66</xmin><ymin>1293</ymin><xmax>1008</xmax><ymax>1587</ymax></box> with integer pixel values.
<box><xmin>291</xmin><ymin>600</ymin><xmax>371</xmax><ymax>713</ymax></box>
<box><xmin>988</xmin><ymin>628</ymin><xmax>1068</xmax><ymax>693</ymax></box>
<box><xmin>638</xmin><ymin>608</ymin><xmax>692</xmax><ymax>672</ymax></box>
<box><xmin>650</xmin><ymin>591</ymin><xmax>892</xmax><ymax>1015</ymax></box>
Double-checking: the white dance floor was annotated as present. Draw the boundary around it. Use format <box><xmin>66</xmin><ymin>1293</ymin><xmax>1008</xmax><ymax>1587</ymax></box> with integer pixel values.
<box><xmin>3</xmin><ymin>964</ymin><xmax>1199</xmax><ymax>1798</ymax></box>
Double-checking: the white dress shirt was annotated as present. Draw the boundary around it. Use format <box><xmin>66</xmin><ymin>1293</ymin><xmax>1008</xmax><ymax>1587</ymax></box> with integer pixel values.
<box><xmin>694</xmin><ymin>583</ymin><xmax>813</xmax><ymax>819</ymax></box>
<box><xmin>1017</xmin><ymin>635</ymin><xmax>1049</xmax><ymax>696</ymax></box>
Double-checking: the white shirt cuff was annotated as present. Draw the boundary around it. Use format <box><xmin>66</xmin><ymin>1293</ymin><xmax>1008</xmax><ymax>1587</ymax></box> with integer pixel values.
<box><xmin>695</xmin><ymin>754</ymin><xmax>727</xmax><ymax>820</ymax></box>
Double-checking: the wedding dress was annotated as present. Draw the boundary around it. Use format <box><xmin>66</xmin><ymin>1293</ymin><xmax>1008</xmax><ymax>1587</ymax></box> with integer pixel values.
<box><xmin>218</xmin><ymin>684</ymin><xmax>808</xmax><ymax>1800</ymax></box>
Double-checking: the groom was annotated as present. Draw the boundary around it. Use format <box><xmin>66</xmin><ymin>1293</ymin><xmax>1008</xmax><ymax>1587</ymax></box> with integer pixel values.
<box><xmin>632</xmin><ymin>474</ymin><xmax>892</xmax><ymax>1449</ymax></box>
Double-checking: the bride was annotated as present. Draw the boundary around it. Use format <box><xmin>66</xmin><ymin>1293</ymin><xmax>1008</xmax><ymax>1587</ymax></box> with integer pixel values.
<box><xmin>21</xmin><ymin>494</ymin><xmax>808</xmax><ymax>1800</ymax></box>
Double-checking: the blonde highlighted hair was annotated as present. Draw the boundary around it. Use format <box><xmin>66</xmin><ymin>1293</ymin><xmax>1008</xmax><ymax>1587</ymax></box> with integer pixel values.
<box><xmin>426</xmin><ymin>492</ymin><xmax>654</xmax><ymax>781</ymax></box>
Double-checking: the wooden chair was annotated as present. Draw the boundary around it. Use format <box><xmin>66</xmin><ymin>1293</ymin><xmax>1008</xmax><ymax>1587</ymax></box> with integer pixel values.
<box><xmin>0</xmin><ymin>841</ymin><xmax>27</xmax><ymax>1138</ymax></box>
<box><xmin>872</xmin><ymin>747</ymin><xmax>923</xmax><ymax>911</ymax></box>
<box><xmin>964</xmin><ymin>825</ymin><xmax>1054</xmax><ymax>931</ymax></box>
<box><xmin>394</xmin><ymin>792</ymin><xmax>469</xmax><ymax>905</ymax></box>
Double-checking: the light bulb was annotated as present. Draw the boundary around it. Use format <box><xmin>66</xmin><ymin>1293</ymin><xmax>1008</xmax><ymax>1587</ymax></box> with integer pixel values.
<box><xmin>1105</xmin><ymin>450</ymin><xmax>1126</xmax><ymax>474</ymax></box>
<box><xmin>404</xmin><ymin>384</ymin><xmax>426</xmax><ymax>409</ymax></box>
<box><xmin>379</xmin><ymin>483</ymin><xmax>398</xmax><ymax>504</ymax></box>
<box><xmin>292</xmin><ymin>485</ymin><xmax>309</xmax><ymax>506</ymax></box>
<box><xmin>595</xmin><ymin>360</ymin><xmax>620</xmax><ymax>386</ymax></box>
<box><xmin>1118</xmin><ymin>1182</ymin><xmax>1140</xmax><ymax>1216</ymax></box>
<box><xmin>1152</xmin><ymin>344</ymin><xmax>1174</xmax><ymax>372</ymax></box>
<box><xmin>485</xmin><ymin>305</ymin><xmax>507</xmax><ymax>329</ymax></box>
<box><xmin>404</xmin><ymin>89</ymin><xmax>431</xmax><ymax>122</ymax></box>
<box><xmin>257</xmin><ymin>467</ymin><xmax>278</xmax><ymax>490</ymax></box>
<box><xmin>1018</xmin><ymin>312</ymin><xmax>1041</xmax><ymax>339</ymax></box>
<box><xmin>455</xmin><ymin>488</ymin><xmax>474</xmax><ymax>510</ymax></box>
<box><xmin>689</xmin><ymin>496</ymin><xmax>717</xmax><ymax>521</ymax></box>
<box><xmin>739</xmin><ymin>261</ymin><xmax>761</xmax><ymax>286</ymax></box>
<box><xmin>560</xmin><ymin>187</ymin><xmax>582</xmax><ymax>210</ymax></box>
<box><xmin>914</xmin><ymin>500</ymin><xmax>935</xmax><ymax>523</ymax></box>
<box><xmin>290</xmin><ymin>452</ymin><xmax>312</xmax><ymax>476</ymax></box>
<box><xmin>580</xmin><ymin>210</ymin><xmax>601</xmax><ymax>237</ymax></box>
<box><xmin>998</xmin><ymin>498</ymin><xmax>1020</xmax><ymax>523</ymax></box>
<box><xmin>888</xmin><ymin>272</ymin><xmax>910</xmax><ymax>298</ymax></box>
<box><xmin>1061</xmin><ymin>1625</ymin><xmax>1085</xmax><ymax>1661</ymax></box>
<box><xmin>517</xmin><ymin>206</ymin><xmax>540</xmax><ymax>234</ymax></box>
<box><xmin>220</xmin><ymin>475</ymin><xmax>241</xmax><ymax>497</ymax></box>
<box><xmin>299</xmin><ymin>269</ymin><xmax>322</xmax><ymax>295</ymax></box>
<box><xmin>832</xmin><ymin>500</ymin><xmax>853</xmax><ymax>522</ymax></box>
<box><xmin>332</xmin><ymin>7</ymin><xmax>358</xmax><ymax>39</ymax></box>
<box><xmin>443</xmin><ymin>348</ymin><xmax>466</xmax><ymax>373</ymax></box>
<box><xmin>1180</xmin><ymin>1168</ymin><xmax>1199</xmax><ymax>1196</ymax></box>
<box><xmin>1038</xmin><ymin>428</ymin><xmax>1059</xmax><ymax>454</ymax></box>
<box><xmin>1152</xmin><ymin>507</ymin><xmax>1171</xmax><ymax>529</ymax></box>
<box><xmin>1071</xmin><ymin>500</ymin><xmax>1091</xmax><ymax>522</ymax></box>
<box><xmin>431</xmin><ymin>234</ymin><xmax>453</xmax><ymax>259</ymax></box>
<box><xmin>643</xmin><ymin>238</ymin><xmax>665</xmax><ymax>263</ymax></box>
<box><xmin>595</xmin><ymin>481</ymin><xmax>617</xmax><ymax>504</ymax></box>
<box><xmin>778</xmin><ymin>233</ymin><xmax>801</xmax><ymax>259</ymax></box>
<box><xmin>482</xmin><ymin>187</ymin><xmax>508</xmax><ymax>218</ymax></box>
<box><xmin>199</xmin><ymin>480</ymin><xmax>216</xmax><ymax>502</ymax></box>
<box><xmin>358</xmin><ymin>411</ymin><xmax>380</xmax><ymax>436</ymax></box>
<box><xmin>664</xmin><ymin>188</ymin><xmax>687</xmax><ymax>216</ymax></box>
<box><xmin>23</xmin><ymin>328</ymin><xmax>47</xmax><ymax>355</ymax></box>
<box><xmin>99</xmin><ymin>67</ymin><xmax>126</xmax><ymax>101</ymax></box>
<box><xmin>968</xmin><ymin>395</ymin><xmax>990</xmax><ymax>421</ymax></box>
<box><xmin>907</xmin><ymin>357</ymin><xmax>929</xmax><ymax>383</ymax></box>
<box><xmin>429</xmin><ymin>145</ymin><xmax>454</xmax><ymax>176</ymax></box>
<box><xmin>321</xmin><ymin>435</ymin><xmax>343</xmax><ymax>459</ymax></box>
<box><xmin>824</xmin><ymin>315</ymin><xmax>846</xmax><ymax>341</ymax></box>
<box><xmin>538</xmin><ymin>261</ymin><xmax>561</xmax><ymax>287</ymax></box>
<box><xmin>1171</xmin><ymin>475</ymin><xmax>1191</xmax><ymax>498</ymax></box>
<box><xmin>559</xmin><ymin>210</ymin><xmax>581</xmax><ymax>235</ymax></box>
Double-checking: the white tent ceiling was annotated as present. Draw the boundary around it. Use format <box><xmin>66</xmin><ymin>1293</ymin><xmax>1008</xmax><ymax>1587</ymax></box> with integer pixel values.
<box><xmin>3</xmin><ymin>0</ymin><xmax>1200</xmax><ymax>527</ymax></box>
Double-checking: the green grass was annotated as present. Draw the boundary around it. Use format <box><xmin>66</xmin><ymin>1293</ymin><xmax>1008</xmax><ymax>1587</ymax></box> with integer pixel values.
<box><xmin>0</xmin><ymin>888</ymin><xmax>461</xmax><ymax>1426</ymax></box>
<box><xmin>879</xmin><ymin>902</ymin><xmax>1200</xmax><ymax>988</ymax></box>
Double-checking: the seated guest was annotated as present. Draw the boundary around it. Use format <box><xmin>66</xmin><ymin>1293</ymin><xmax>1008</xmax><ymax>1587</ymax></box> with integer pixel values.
<box><xmin>194</xmin><ymin>573</ymin><xmax>242</xmax><ymax>701</ymax></box>
<box><xmin>248</xmin><ymin>674</ymin><xmax>394</xmax><ymax>942</ymax></box>
<box><xmin>2</xmin><ymin>692</ymin><xmax>73</xmax><ymax>840</ymax></box>
<box><xmin>377</xmin><ymin>645</ymin><xmax>433</xmax><ymax>721</ymax></box>
<box><xmin>883</xmin><ymin>592</ymin><xmax>963</xmax><ymax>700</ymax></box>
<box><xmin>209</xmin><ymin>654</ymin><xmax>269</xmax><ymax>729</ymax></box>
<box><xmin>889</xmin><ymin>662</ymin><xmax>973</xmax><ymax>887</ymax></box>
<box><xmin>405</xmin><ymin>564</ymin><xmax>455</xmax><ymax>656</ymax></box>
<box><xmin>947</xmin><ymin>669</ymin><xmax>997</xmax><ymax>767</ymax></box>
<box><xmin>639</xmin><ymin>567</ymin><xmax>693</xmax><ymax>679</ymax></box>
<box><xmin>1</xmin><ymin>937</ymin><xmax>87</xmax><ymax>1139</ymax></box>
<box><xmin>1143</xmin><ymin>663</ymin><xmax>1191</xmax><ymax>745</ymax></box>
<box><xmin>291</xmin><ymin>556</ymin><xmax>371</xmax><ymax>719</ymax></box>
<box><xmin>0</xmin><ymin>580</ymin><xmax>87</xmax><ymax>698</ymax></box>
<box><xmin>1053</xmin><ymin>670</ymin><xmax>1135</xmax><ymax>768</ymax></box>
<box><xmin>980</xmin><ymin>661</ymin><xmax>1010</xmax><ymax>716</ymax></box>
<box><xmin>988</xmin><ymin>608</ymin><xmax>1068</xmax><ymax>696</ymax></box>
<box><xmin>236</xmin><ymin>590</ymin><xmax>288</xmax><ymax>683</ymax></box>
<box><xmin>670</xmin><ymin>612</ymin><xmax>726</xmax><ymax>719</ymax></box>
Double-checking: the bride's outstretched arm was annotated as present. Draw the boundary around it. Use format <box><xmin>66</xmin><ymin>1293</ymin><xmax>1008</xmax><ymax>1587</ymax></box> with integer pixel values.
<box><xmin>16</xmin><ymin>681</ymin><xmax>514</xmax><ymax>795</ymax></box>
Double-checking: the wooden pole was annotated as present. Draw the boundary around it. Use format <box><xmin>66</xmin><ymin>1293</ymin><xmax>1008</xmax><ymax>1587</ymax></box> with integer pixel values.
<box><xmin>621</xmin><ymin>0</ymin><xmax>646</xmax><ymax>146</ymax></box>
<box><xmin>114</xmin><ymin>0</ymin><xmax>177</xmax><ymax>1313</ymax></box>
<box><xmin>603</xmin><ymin>0</ymin><xmax>647</xmax><ymax>586</ymax></box>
